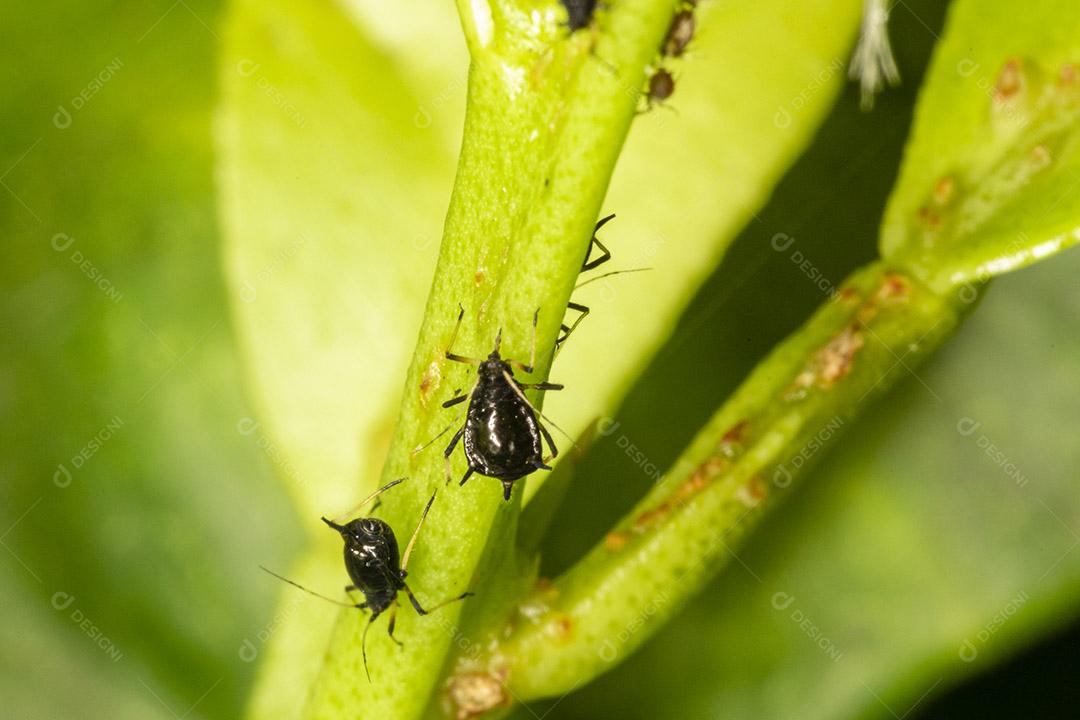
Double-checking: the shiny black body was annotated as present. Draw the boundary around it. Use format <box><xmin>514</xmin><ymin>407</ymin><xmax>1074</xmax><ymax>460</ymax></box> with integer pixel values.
<box><xmin>330</xmin><ymin>516</ymin><xmax>408</xmax><ymax>616</ymax></box>
<box><xmin>263</xmin><ymin>482</ymin><xmax>471</xmax><ymax>681</ymax></box>
<box><xmin>560</xmin><ymin>0</ymin><xmax>597</xmax><ymax>31</ymax></box>
<box><xmin>443</xmin><ymin>311</ymin><xmax>561</xmax><ymax>500</ymax></box>
<box><xmin>463</xmin><ymin>357</ymin><xmax>549</xmax><ymax>482</ymax></box>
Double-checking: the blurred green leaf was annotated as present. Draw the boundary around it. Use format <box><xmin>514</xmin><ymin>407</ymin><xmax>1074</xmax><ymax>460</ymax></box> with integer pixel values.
<box><xmin>881</xmin><ymin>0</ymin><xmax>1080</xmax><ymax>289</ymax></box>
<box><xmin>0</xmin><ymin>0</ymin><xmax>298</xmax><ymax>717</ymax></box>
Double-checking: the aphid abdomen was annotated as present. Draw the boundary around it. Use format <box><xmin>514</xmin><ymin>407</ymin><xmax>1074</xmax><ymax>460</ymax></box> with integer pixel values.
<box><xmin>464</xmin><ymin>393</ymin><xmax>543</xmax><ymax>480</ymax></box>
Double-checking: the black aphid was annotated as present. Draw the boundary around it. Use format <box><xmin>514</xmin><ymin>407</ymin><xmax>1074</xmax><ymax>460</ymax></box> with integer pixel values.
<box><xmin>441</xmin><ymin>308</ymin><xmax>564</xmax><ymax>500</ymax></box>
<box><xmin>663</xmin><ymin>10</ymin><xmax>695</xmax><ymax>58</ymax></box>
<box><xmin>646</xmin><ymin>68</ymin><xmax>676</xmax><ymax>108</ymax></box>
<box><xmin>560</xmin><ymin>0</ymin><xmax>598</xmax><ymax>31</ymax></box>
<box><xmin>557</xmin><ymin>213</ymin><xmax>614</xmax><ymax>349</ymax></box>
<box><xmin>261</xmin><ymin>479</ymin><xmax>471</xmax><ymax>680</ymax></box>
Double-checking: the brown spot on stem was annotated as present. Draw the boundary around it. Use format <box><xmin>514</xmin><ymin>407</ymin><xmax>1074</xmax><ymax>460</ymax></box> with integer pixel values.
<box><xmin>994</xmin><ymin>57</ymin><xmax>1023</xmax><ymax>102</ymax></box>
<box><xmin>1060</xmin><ymin>63</ymin><xmax>1077</xmax><ymax>86</ymax></box>
<box><xmin>792</xmin><ymin>325</ymin><xmax>865</xmax><ymax>394</ymax></box>
<box><xmin>838</xmin><ymin>286</ymin><xmax>861</xmax><ymax>304</ymax></box>
<box><xmin>605</xmin><ymin>531</ymin><xmax>632</xmax><ymax>551</ymax></box>
<box><xmin>448</xmin><ymin>671</ymin><xmax>510</xmax><ymax>720</ymax></box>
<box><xmin>553</xmin><ymin>613</ymin><xmax>574</xmax><ymax>641</ymax></box>
<box><xmin>816</xmin><ymin>325</ymin><xmax>864</xmax><ymax>385</ymax></box>
<box><xmin>633</xmin><ymin>501</ymin><xmax>672</xmax><ymax>532</ymax></box>
<box><xmin>875</xmin><ymin>273</ymin><xmax>910</xmax><ymax>303</ymax></box>
<box><xmin>678</xmin><ymin>462</ymin><xmax>719</xmax><ymax>501</ymax></box>
<box><xmin>718</xmin><ymin>421</ymin><xmax>747</xmax><ymax>457</ymax></box>
<box><xmin>735</xmin><ymin>475</ymin><xmax>768</xmax><ymax>508</ymax></box>
<box><xmin>419</xmin><ymin>360</ymin><xmax>441</xmax><ymax>406</ymax></box>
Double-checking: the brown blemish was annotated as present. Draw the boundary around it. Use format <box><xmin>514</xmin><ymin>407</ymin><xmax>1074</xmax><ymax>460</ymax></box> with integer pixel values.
<box><xmin>1059</xmin><ymin>63</ymin><xmax>1077</xmax><ymax>86</ymax></box>
<box><xmin>718</xmin><ymin>421</ymin><xmax>747</xmax><ymax>457</ymax></box>
<box><xmin>681</xmin><ymin>457</ymin><xmax>725</xmax><ymax>497</ymax></box>
<box><xmin>419</xmin><ymin>360</ymin><xmax>442</xmax><ymax>406</ymax></box>
<box><xmin>792</xmin><ymin>325</ymin><xmax>865</xmax><ymax>393</ymax></box>
<box><xmin>1031</xmin><ymin>144</ymin><xmax>1052</xmax><ymax>169</ymax></box>
<box><xmin>448</xmin><ymin>670</ymin><xmax>510</xmax><ymax>720</ymax></box>
<box><xmin>554</xmin><ymin>613</ymin><xmax>574</xmax><ymax>641</ymax></box>
<box><xmin>838</xmin><ymin>286</ymin><xmax>861</xmax><ymax>304</ymax></box>
<box><xmin>735</xmin><ymin>475</ymin><xmax>768</xmax><ymax>508</ymax></box>
<box><xmin>817</xmin><ymin>325</ymin><xmax>865</xmax><ymax>385</ymax></box>
<box><xmin>916</xmin><ymin>205</ymin><xmax>942</xmax><ymax>230</ymax></box>
<box><xmin>994</xmin><ymin>57</ymin><xmax>1023</xmax><ymax>102</ymax></box>
<box><xmin>474</xmin><ymin>268</ymin><xmax>486</xmax><ymax>285</ymax></box>
<box><xmin>933</xmin><ymin>176</ymin><xmax>955</xmax><ymax>205</ymax></box>
<box><xmin>875</xmin><ymin>272</ymin><xmax>910</xmax><ymax>303</ymax></box>
<box><xmin>605</xmin><ymin>531</ymin><xmax>632</xmax><ymax>551</ymax></box>
<box><xmin>633</xmin><ymin>501</ymin><xmax>672</xmax><ymax>533</ymax></box>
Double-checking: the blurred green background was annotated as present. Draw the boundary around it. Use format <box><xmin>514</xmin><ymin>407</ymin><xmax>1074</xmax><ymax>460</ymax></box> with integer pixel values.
<box><xmin>3</xmin><ymin>1</ymin><xmax>1079</xmax><ymax>719</ymax></box>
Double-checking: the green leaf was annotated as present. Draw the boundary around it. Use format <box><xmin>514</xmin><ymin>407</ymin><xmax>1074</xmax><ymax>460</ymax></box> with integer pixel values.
<box><xmin>0</xmin><ymin>1</ymin><xmax>298</xmax><ymax>718</ymax></box>
<box><xmin>881</xmin><ymin>0</ymin><xmax>1080</xmax><ymax>290</ymax></box>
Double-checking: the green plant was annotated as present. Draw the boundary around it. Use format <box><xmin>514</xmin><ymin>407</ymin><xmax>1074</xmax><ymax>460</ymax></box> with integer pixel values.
<box><xmin>3</xmin><ymin>1</ymin><xmax>1080</xmax><ymax>719</ymax></box>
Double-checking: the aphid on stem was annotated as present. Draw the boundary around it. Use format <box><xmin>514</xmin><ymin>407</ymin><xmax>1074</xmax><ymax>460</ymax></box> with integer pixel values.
<box><xmin>438</xmin><ymin>307</ymin><xmax>566</xmax><ymax>500</ymax></box>
<box><xmin>260</xmin><ymin>478</ymin><xmax>471</xmax><ymax>680</ymax></box>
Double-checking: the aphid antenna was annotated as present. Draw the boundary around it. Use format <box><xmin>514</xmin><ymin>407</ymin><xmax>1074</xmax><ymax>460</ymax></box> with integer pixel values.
<box><xmin>411</xmin><ymin>414</ymin><xmax>463</xmax><ymax>457</ymax></box>
<box><xmin>259</xmin><ymin>565</ymin><xmax>363</xmax><ymax>609</ymax></box>
<box><xmin>330</xmin><ymin>477</ymin><xmax>407</xmax><ymax>524</ymax></box>
<box><xmin>574</xmin><ymin>266</ymin><xmax>652</xmax><ymax>289</ymax></box>
<box><xmin>400</xmin><ymin>490</ymin><xmax>437</xmax><ymax>574</ymax></box>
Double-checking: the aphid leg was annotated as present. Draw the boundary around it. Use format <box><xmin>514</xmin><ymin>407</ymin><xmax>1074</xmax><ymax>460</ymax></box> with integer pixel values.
<box><xmin>582</xmin><ymin>214</ymin><xmax>615</xmax><ymax>271</ymax></box>
<box><xmin>556</xmin><ymin>301</ymin><xmax>590</xmax><ymax>349</ymax></box>
<box><xmin>400</xmin><ymin>491</ymin><xmax>437</xmax><ymax>574</ymax></box>
<box><xmin>444</xmin><ymin>425</ymin><xmax>466</xmax><ymax>483</ymax></box>
<box><xmin>537</xmin><ymin>420</ymin><xmax>559</xmax><ymax>460</ymax></box>
<box><xmin>445</xmin><ymin>305</ymin><xmax>483</xmax><ymax>365</ymax></box>
<box><xmin>502</xmin><ymin>480</ymin><xmax>515</xmax><ymax>501</ymax></box>
<box><xmin>344</xmin><ymin>584</ymin><xmax>365</xmax><ymax>606</ymax></box>
<box><xmin>402</xmin><ymin>582</ymin><xmax>474</xmax><ymax>616</ymax></box>
<box><xmin>328</xmin><ymin>477</ymin><xmax>406</xmax><ymax>525</ymax></box>
<box><xmin>442</xmin><ymin>393</ymin><xmax>468</xmax><ymax>408</ymax></box>
<box><xmin>517</xmin><ymin>381</ymin><xmax>564</xmax><ymax>392</ymax></box>
<box><xmin>508</xmin><ymin>309</ymin><xmax>540</xmax><ymax>374</ymax></box>
<box><xmin>385</xmin><ymin>603</ymin><xmax>404</xmax><ymax>648</ymax></box>
<box><xmin>503</xmin><ymin>369</ymin><xmax>578</xmax><ymax>455</ymax></box>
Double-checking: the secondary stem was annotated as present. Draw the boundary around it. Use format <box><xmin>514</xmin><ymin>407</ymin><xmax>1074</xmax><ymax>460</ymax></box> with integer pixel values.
<box><xmin>457</xmin><ymin>261</ymin><xmax>966</xmax><ymax>703</ymax></box>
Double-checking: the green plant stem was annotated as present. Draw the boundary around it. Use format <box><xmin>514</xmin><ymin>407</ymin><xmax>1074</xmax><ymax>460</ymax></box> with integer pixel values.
<box><xmin>301</xmin><ymin>2</ymin><xmax>681</xmax><ymax>718</ymax></box>
<box><xmin>464</xmin><ymin>261</ymin><xmax>966</xmax><ymax>702</ymax></box>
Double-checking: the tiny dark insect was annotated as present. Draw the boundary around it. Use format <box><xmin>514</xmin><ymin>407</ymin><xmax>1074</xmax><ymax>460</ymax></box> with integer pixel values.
<box><xmin>261</xmin><ymin>479</ymin><xmax>471</xmax><ymax>680</ymax></box>
<box><xmin>560</xmin><ymin>0</ymin><xmax>598</xmax><ymax>31</ymax></box>
<box><xmin>647</xmin><ymin>68</ymin><xmax>676</xmax><ymax>107</ymax></box>
<box><xmin>663</xmin><ymin>10</ymin><xmax>695</xmax><ymax>57</ymax></box>
<box><xmin>441</xmin><ymin>308</ymin><xmax>564</xmax><ymax>500</ymax></box>
<box><xmin>557</xmin><ymin>213</ymin><xmax>618</xmax><ymax>349</ymax></box>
